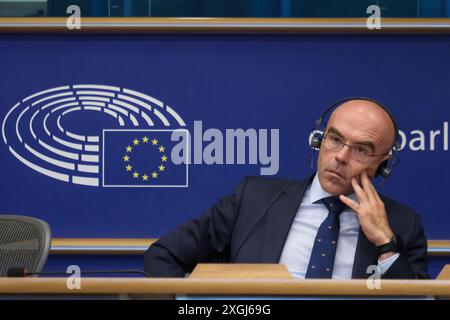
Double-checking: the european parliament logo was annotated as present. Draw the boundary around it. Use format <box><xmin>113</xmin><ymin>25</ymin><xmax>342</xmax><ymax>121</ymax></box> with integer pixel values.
<box><xmin>1</xmin><ymin>84</ymin><xmax>188</xmax><ymax>188</ymax></box>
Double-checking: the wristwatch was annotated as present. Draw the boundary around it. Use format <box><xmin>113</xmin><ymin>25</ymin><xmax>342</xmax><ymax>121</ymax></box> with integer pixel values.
<box><xmin>377</xmin><ymin>234</ymin><xmax>403</xmax><ymax>255</ymax></box>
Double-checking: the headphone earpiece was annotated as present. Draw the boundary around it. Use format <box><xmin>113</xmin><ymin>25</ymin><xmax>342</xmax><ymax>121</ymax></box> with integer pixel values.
<box><xmin>376</xmin><ymin>160</ymin><xmax>391</xmax><ymax>178</ymax></box>
<box><xmin>310</xmin><ymin>130</ymin><xmax>323</xmax><ymax>150</ymax></box>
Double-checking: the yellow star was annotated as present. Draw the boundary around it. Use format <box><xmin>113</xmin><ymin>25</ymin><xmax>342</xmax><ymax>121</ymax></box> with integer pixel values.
<box><xmin>151</xmin><ymin>138</ymin><xmax>158</xmax><ymax>145</ymax></box>
<box><xmin>133</xmin><ymin>139</ymin><xmax>140</xmax><ymax>146</ymax></box>
<box><xmin>142</xmin><ymin>136</ymin><xmax>149</xmax><ymax>143</ymax></box>
<box><xmin>126</xmin><ymin>145</ymin><xmax>132</xmax><ymax>152</ymax></box>
<box><xmin>126</xmin><ymin>165</ymin><xmax>132</xmax><ymax>171</ymax></box>
<box><xmin>123</xmin><ymin>155</ymin><xmax>130</xmax><ymax>162</ymax></box>
<box><xmin>133</xmin><ymin>172</ymin><xmax>139</xmax><ymax>178</ymax></box>
<box><xmin>158</xmin><ymin>165</ymin><xmax>165</xmax><ymax>172</ymax></box>
<box><xmin>151</xmin><ymin>171</ymin><xmax>158</xmax><ymax>179</ymax></box>
<box><xmin>159</xmin><ymin>146</ymin><xmax>165</xmax><ymax>153</ymax></box>
<box><xmin>161</xmin><ymin>155</ymin><xmax>168</xmax><ymax>162</ymax></box>
<box><xmin>142</xmin><ymin>174</ymin><xmax>149</xmax><ymax>181</ymax></box>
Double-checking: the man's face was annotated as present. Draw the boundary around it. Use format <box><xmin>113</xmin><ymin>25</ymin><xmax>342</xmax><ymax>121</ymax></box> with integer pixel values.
<box><xmin>317</xmin><ymin>101</ymin><xmax>394</xmax><ymax>196</ymax></box>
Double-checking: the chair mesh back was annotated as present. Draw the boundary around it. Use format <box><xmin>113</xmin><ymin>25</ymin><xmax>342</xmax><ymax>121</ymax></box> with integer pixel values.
<box><xmin>0</xmin><ymin>215</ymin><xmax>51</xmax><ymax>277</ymax></box>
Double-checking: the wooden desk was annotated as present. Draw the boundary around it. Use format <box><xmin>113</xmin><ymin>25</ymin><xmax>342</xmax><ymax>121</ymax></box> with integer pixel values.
<box><xmin>190</xmin><ymin>264</ymin><xmax>293</xmax><ymax>279</ymax></box>
<box><xmin>0</xmin><ymin>264</ymin><xmax>449</xmax><ymax>299</ymax></box>
<box><xmin>0</xmin><ymin>278</ymin><xmax>449</xmax><ymax>298</ymax></box>
<box><xmin>437</xmin><ymin>265</ymin><xmax>450</xmax><ymax>280</ymax></box>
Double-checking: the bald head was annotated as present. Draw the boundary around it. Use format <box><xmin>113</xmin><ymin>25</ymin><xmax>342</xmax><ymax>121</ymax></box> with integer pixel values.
<box><xmin>328</xmin><ymin>100</ymin><xmax>396</xmax><ymax>153</ymax></box>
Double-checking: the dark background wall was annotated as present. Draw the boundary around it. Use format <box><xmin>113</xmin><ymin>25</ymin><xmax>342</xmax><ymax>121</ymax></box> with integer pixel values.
<box><xmin>1</xmin><ymin>32</ymin><xmax>449</xmax><ymax>278</ymax></box>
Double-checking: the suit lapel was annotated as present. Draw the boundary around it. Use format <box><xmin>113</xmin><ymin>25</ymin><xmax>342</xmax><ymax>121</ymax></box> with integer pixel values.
<box><xmin>351</xmin><ymin>228</ymin><xmax>379</xmax><ymax>278</ymax></box>
<box><xmin>259</xmin><ymin>173</ymin><xmax>315</xmax><ymax>263</ymax></box>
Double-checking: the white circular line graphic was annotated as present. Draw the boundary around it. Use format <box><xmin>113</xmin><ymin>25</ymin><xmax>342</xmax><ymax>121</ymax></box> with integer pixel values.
<box><xmin>2</xmin><ymin>84</ymin><xmax>186</xmax><ymax>187</ymax></box>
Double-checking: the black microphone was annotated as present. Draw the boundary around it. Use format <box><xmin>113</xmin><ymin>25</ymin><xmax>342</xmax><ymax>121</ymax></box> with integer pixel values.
<box><xmin>6</xmin><ymin>267</ymin><xmax>151</xmax><ymax>278</ymax></box>
<box><xmin>231</xmin><ymin>152</ymin><xmax>313</xmax><ymax>262</ymax></box>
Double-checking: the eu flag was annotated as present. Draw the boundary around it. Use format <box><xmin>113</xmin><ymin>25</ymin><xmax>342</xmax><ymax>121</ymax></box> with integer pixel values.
<box><xmin>102</xmin><ymin>129</ymin><xmax>188</xmax><ymax>187</ymax></box>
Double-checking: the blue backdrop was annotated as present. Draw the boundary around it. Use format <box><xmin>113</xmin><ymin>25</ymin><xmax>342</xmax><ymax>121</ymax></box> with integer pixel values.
<box><xmin>1</xmin><ymin>33</ymin><xmax>449</xmax><ymax>243</ymax></box>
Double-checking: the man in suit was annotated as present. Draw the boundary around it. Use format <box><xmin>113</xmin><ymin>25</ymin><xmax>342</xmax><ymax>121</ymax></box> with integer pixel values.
<box><xmin>144</xmin><ymin>99</ymin><xmax>428</xmax><ymax>279</ymax></box>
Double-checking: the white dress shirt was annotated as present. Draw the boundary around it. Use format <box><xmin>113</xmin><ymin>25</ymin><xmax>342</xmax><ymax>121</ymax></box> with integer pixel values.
<box><xmin>279</xmin><ymin>173</ymin><xmax>399</xmax><ymax>279</ymax></box>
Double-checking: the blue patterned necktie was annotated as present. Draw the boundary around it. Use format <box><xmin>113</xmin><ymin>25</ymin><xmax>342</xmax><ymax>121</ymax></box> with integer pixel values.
<box><xmin>305</xmin><ymin>196</ymin><xmax>347</xmax><ymax>279</ymax></box>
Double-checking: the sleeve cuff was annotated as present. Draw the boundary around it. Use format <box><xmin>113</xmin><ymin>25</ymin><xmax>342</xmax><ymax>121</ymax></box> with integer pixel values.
<box><xmin>378</xmin><ymin>252</ymin><xmax>400</xmax><ymax>275</ymax></box>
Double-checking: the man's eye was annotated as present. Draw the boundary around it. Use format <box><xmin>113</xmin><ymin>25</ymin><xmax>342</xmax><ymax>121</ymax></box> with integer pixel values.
<box><xmin>354</xmin><ymin>146</ymin><xmax>370</xmax><ymax>155</ymax></box>
<box><xmin>329</xmin><ymin>136</ymin><xmax>342</xmax><ymax>143</ymax></box>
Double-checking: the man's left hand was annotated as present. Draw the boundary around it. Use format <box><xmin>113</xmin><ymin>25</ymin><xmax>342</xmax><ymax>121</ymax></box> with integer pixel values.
<box><xmin>339</xmin><ymin>171</ymin><xmax>394</xmax><ymax>257</ymax></box>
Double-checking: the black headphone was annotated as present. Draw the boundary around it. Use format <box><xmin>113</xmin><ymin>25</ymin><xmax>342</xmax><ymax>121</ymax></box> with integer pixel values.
<box><xmin>309</xmin><ymin>97</ymin><xmax>401</xmax><ymax>178</ymax></box>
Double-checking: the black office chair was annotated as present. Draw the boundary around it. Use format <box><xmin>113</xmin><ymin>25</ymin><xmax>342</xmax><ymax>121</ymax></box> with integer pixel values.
<box><xmin>0</xmin><ymin>215</ymin><xmax>51</xmax><ymax>277</ymax></box>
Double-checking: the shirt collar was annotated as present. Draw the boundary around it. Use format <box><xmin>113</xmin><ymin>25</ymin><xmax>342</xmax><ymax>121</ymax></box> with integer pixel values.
<box><xmin>307</xmin><ymin>173</ymin><xmax>357</xmax><ymax>205</ymax></box>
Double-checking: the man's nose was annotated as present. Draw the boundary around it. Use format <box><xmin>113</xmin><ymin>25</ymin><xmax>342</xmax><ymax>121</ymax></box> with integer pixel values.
<box><xmin>335</xmin><ymin>144</ymin><xmax>352</xmax><ymax>163</ymax></box>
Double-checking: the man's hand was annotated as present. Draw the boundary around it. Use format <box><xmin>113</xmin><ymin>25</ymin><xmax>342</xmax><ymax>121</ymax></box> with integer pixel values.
<box><xmin>339</xmin><ymin>171</ymin><xmax>394</xmax><ymax>253</ymax></box>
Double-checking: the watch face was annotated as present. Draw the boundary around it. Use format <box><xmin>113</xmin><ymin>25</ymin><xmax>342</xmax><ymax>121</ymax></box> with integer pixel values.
<box><xmin>378</xmin><ymin>236</ymin><xmax>399</xmax><ymax>254</ymax></box>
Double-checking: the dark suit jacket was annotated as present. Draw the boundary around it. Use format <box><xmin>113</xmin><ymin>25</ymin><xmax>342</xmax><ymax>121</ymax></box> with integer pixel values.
<box><xmin>144</xmin><ymin>174</ymin><xmax>429</xmax><ymax>279</ymax></box>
